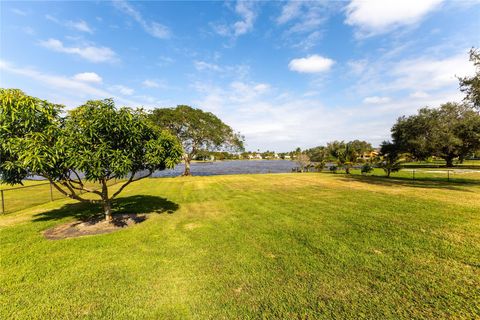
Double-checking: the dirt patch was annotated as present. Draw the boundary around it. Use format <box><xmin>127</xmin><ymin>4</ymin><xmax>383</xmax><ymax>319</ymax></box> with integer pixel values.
<box><xmin>43</xmin><ymin>214</ymin><xmax>146</xmax><ymax>240</ymax></box>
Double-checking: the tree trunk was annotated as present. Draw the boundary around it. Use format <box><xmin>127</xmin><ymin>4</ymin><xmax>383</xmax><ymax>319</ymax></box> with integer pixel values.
<box><xmin>183</xmin><ymin>158</ymin><xmax>191</xmax><ymax>176</ymax></box>
<box><xmin>101</xmin><ymin>179</ymin><xmax>112</xmax><ymax>221</ymax></box>
<box><xmin>103</xmin><ymin>200</ymin><xmax>112</xmax><ymax>221</ymax></box>
<box><xmin>387</xmin><ymin>169</ymin><xmax>391</xmax><ymax>177</ymax></box>
<box><xmin>444</xmin><ymin>155</ymin><xmax>455</xmax><ymax>168</ymax></box>
<box><xmin>345</xmin><ymin>166</ymin><xmax>350</xmax><ymax>174</ymax></box>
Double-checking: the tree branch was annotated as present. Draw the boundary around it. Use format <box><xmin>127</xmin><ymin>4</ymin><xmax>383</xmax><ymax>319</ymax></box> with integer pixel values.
<box><xmin>65</xmin><ymin>179</ymin><xmax>103</xmax><ymax>196</ymax></box>
<box><xmin>111</xmin><ymin>170</ymin><xmax>153</xmax><ymax>200</ymax></box>
<box><xmin>70</xmin><ymin>170</ymin><xmax>84</xmax><ymax>185</ymax></box>
<box><xmin>48</xmin><ymin>178</ymin><xmax>101</xmax><ymax>204</ymax></box>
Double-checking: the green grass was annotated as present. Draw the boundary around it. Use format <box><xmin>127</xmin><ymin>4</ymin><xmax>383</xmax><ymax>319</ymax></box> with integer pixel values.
<box><xmin>1</xmin><ymin>173</ymin><xmax>479</xmax><ymax>319</ymax></box>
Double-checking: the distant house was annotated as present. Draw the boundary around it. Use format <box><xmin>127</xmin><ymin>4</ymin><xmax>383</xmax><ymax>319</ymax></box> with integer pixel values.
<box><xmin>284</xmin><ymin>155</ymin><xmax>291</xmax><ymax>160</ymax></box>
<box><xmin>248</xmin><ymin>154</ymin><xmax>263</xmax><ymax>160</ymax></box>
<box><xmin>359</xmin><ymin>150</ymin><xmax>379</xmax><ymax>160</ymax></box>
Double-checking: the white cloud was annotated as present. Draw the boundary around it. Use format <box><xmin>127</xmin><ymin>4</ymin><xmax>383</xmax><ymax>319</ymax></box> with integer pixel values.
<box><xmin>350</xmin><ymin>48</ymin><xmax>473</xmax><ymax>98</ymax></box>
<box><xmin>142</xmin><ymin>79</ymin><xmax>160</xmax><ymax>88</ymax></box>
<box><xmin>39</xmin><ymin>39</ymin><xmax>117</xmax><ymax>63</ymax></box>
<box><xmin>345</xmin><ymin>0</ymin><xmax>444</xmax><ymax>37</ymax></box>
<box><xmin>410</xmin><ymin>91</ymin><xmax>430</xmax><ymax>99</ymax></box>
<box><xmin>363</xmin><ymin>96</ymin><xmax>391</xmax><ymax>104</ymax></box>
<box><xmin>157</xmin><ymin>56</ymin><xmax>175</xmax><ymax>66</ymax></box>
<box><xmin>65</xmin><ymin>20</ymin><xmax>93</xmax><ymax>33</ymax></box>
<box><xmin>233</xmin><ymin>1</ymin><xmax>256</xmax><ymax>36</ymax></box>
<box><xmin>194</xmin><ymin>61</ymin><xmax>222</xmax><ymax>72</ymax></box>
<box><xmin>141</xmin><ymin>79</ymin><xmax>169</xmax><ymax>89</ymax></box>
<box><xmin>277</xmin><ymin>1</ymin><xmax>303</xmax><ymax>24</ymax></box>
<box><xmin>0</xmin><ymin>61</ymin><xmax>147</xmax><ymax>107</ymax></box>
<box><xmin>45</xmin><ymin>15</ymin><xmax>94</xmax><ymax>33</ymax></box>
<box><xmin>253</xmin><ymin>83</ymin><xmax>270</xmax><ymax>93</ymax></box>
<box><xmin>22</xmin><ymin>27</ymin><xmax>36</xmax><ymax>36</ymax></box>
<box><xmin>192</xmin><ymin>60</ymin><xmax>250</xmax><ymax>81</ymax></box>
<box><xmin>109</xmin><ymin>85</ymin><xmax>134</xmax><ymax>96</ymax></box>
<box><xmin>347</xmin><ymin>59</ymin><xmax>368</xmax><ymax>75</ymax></box>
<box><xmin>113</xmin><ymin>0</ymin><xmax>170</xmax><ymax>39</ymax></box>
<box><xmin>45</xmin><ymin>14</ymin><xmax>59</xmax><ymax>23</ymax></box>
<box><xmin>73</xmin><ymin>72</ymin><xmax>102</xmax><ymax>83</ymax></box>
<box><xmin>292</xmin><ymin>31</ymin><xmax>323</xmax><ymax>51</ymax></box>
<box><xmin>212</xmin><ymin>1</ymin><xmax>257</xmax><ymax>38</ymax></box>
<box><xmin>289</xmin><ymin>55</ymin><xmax>335</xmax><ymax>73</ymax></box>
<box><xmin>276</xmin><ymin>1</ymin><xmax>335</xmax><ymax>49</ymax></box>
<box><xmin>389</xmin><ymin>52</ymin><xmax>472</xmax><ymax>91</ymax></box>
<box><xmin>11</xmin><ymin>8</ymin><xmax>27</xmax><ymax>16</ymax></box>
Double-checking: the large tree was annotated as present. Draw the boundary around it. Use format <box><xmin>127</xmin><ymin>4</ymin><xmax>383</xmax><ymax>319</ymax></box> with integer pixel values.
<box><xmin>149</xmin><ymin>105</ymin><xmax>244</xmax><ymax>176</ymax></box>
<box><xmin>304</xmin><ymin>146</ymin><xmax>328</xmax><ymax>163</ymax></box>
<box><xmin>459</xmin><ymin>48</ymin><xmax>480</xmax><ymax>109</ymax></box>
<box><xmin>391</xmin><ymin>102</ymin><xmax>480</xmax><ymax>167</ymax></box>
<box><xmin>378</xmin><ymin>141</ymin><xmax>402</xmax><ymax>177</ymax></box>
<box><xmin>1</xmin><ymin>90</ymin><xmax>183</xmax><ymax>221</ymax></box>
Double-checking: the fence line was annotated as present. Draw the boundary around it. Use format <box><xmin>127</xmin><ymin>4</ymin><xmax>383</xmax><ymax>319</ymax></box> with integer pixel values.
<box><xmin>0</xmin><ymin>179</ymin><xmax>120</xmax><ymax>214</ymax></box>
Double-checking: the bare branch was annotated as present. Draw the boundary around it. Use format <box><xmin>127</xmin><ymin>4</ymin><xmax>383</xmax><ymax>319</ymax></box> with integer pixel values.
<box><xmin>48</xmin><ymin>178</ymin><xmax>101</xmax><ymax>204</ymax></box>
<box><xmin>71</xmin><ymin>170</ymin><xmax>84</xmax><ymax>185</ymax></box>
<box><xmin>65</xmin><ymin>178</ymin><xmax>103</xmax><ymax>196</ymax></box>
<box><xmin>111</xmin><ymin>170</ymin><xmax>152</xmax><ymax>200</ymax></box>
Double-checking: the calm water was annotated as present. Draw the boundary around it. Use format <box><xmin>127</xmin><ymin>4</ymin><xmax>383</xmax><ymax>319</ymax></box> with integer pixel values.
<box><xmin>152</xmin><ymin>160</ymin><xmax>296</xmax><ymax>177</ymax></box>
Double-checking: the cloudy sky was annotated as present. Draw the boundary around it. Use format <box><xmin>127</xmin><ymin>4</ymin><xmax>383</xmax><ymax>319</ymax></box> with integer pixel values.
<box><xmin>1</xmin><ymin>0</ymin><xmax>479</xmax><ymax>151</ymax></box>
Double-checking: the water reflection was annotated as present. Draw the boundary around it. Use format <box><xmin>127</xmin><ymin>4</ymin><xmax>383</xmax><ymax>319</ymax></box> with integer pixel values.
<box><xmin>153</xmin><ymin>160</ymin><xmax>295</xmax><ymax>177</ymax></box>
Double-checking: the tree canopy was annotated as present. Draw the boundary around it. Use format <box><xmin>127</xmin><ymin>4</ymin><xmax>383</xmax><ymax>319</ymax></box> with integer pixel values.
<box><xmin>0</xmin><ymin>88</ymin><xmax>63</xmax><ymax>184</ymax></box>
<box><xmin>149</xmin><ymin>105</ymin><xmax>244</xmax><ymax>175</ymax></box>
<box><xmin>391</xmin><ymin>102</ymin><xmax>480</xmax><ymax>167</ymax></box>
<box><xmin>378</xmin><ymin>141</ymin><xmax>402</xmax><ymax>177</ymax></box>
<box><xmin>1</xmin><ymin>90</ymin><xmax>183</xmax><ymax>220</ymax></box>
<box><xmin>459</xmin><ymin>48</ymin><xmax>480</xmax><ymax>109</ymax></box>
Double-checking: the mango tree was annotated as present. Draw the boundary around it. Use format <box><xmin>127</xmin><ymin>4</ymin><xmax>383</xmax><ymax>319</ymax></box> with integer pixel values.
<box><xmin>1</xmin><ymin>89</ymin><xmax>183</xmax><ymax>221</ymax></box>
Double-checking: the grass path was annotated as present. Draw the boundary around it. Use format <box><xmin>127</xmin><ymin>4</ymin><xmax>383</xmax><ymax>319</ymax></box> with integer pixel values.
<box><xmin>1</xmin><ymin>173</ymin><xmax>479</xmax><ymax>319</ymax></box>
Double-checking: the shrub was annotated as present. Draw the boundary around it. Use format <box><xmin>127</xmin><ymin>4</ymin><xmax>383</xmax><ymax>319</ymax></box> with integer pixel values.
<box><xmin>361</xmin><ymin>163</ymin><xmax>374</xmax><ymax>175</ymax></box>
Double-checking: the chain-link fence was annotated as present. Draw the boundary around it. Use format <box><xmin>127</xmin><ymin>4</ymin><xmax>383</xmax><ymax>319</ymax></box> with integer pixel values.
<box><xmin>391</xmin><ymin>169</ymin><xmax>480</xmax><ymax>183</ymax></box>
<box><xmin>326</xmin><ymin>168</ymin><xmax>480</xmax><ymax>184</ymax></box>
<box><xmin>0</xmin><ymin>179</ymin><xmax>120</xmax><ymax>214</ymax></box>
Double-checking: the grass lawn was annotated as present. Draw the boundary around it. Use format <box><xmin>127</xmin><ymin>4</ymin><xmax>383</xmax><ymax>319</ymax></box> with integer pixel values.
<box><xmin>1</xmin><ymin>173</ymin><xmax>479</xmax><ymax>319</ymax></box>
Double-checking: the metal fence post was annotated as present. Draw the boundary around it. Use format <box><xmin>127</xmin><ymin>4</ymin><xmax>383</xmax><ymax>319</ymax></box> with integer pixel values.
<box><xmin>50</xmin><ymin>182</ymin><xmax>54</xmax><ymax>201</ymax></box>
<box><xmin>1</xmin><ymin>190</ymin><xmax>4</xmax><ymax>214</ymax></box>
<box><xmin>412</xmin><ymin>169</ymin><xmax>415</xmax><ymax>182</ymax></box>
<box><xmin>447</xmin><ymin>170</ymin><xmax>450</xmax><ymax>182</ymax></box>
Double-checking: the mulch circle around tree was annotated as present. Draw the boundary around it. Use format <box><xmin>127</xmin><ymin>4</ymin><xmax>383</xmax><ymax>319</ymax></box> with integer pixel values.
<box><xmin>43</xmin><ymin>214</ymin><xmax>147</xmax><ymax>240</ymax></box>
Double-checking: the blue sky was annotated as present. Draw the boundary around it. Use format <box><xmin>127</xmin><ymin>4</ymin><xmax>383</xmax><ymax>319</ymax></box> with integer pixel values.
<box><xmin>1</xmin><ymin>0</ymin><xmax>479</xmax><ymax>151</ymax></box>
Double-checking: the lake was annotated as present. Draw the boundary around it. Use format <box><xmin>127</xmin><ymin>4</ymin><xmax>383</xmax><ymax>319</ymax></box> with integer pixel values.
<box><xmin>152</xmin><ymin>160</ymin><xmax>296</xmax><ymax>177</ymax></box>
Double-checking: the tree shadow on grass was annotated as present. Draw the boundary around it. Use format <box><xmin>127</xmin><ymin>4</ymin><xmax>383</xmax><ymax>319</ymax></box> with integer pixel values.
<box><xmin>32</xmin><ymin>195</ymin><xmax>179</xmax><ymax>222</ymax></box>
<box><xmin>339</xmin><ymin>174</ymin><xmax>478</xmax><ymax>192</ymax></box>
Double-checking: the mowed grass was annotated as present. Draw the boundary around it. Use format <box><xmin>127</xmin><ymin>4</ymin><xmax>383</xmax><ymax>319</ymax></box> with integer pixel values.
<box><xmin>1</xmin><ymin>173</ymin><xmax>479</xmax><ymax>319</ymax></box>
